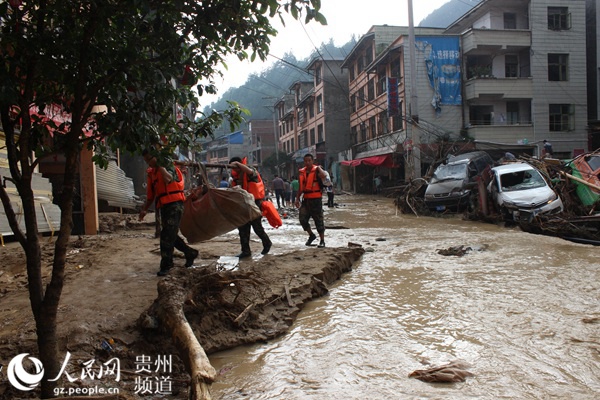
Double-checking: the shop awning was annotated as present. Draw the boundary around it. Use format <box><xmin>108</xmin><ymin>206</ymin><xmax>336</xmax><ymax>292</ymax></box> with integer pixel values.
<box><xmin>340</xmin><ymin>154</ymin><xmax>395</xmax><ymax>168</ymax></box>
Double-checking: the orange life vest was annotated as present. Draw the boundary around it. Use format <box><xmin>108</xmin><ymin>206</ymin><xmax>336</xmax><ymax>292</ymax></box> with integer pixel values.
<box><xmin>261</xmin><ymin>201</ymin><xmax>283</xmax><ymax>228</ymax></box>
<box><xmin>146</xmin><ymin>165</ymin><xmax>185</xmax><ymax>209</ymax></box>
<box><xmin>299</xmin><ymin>165</ymin><xmax>322</xmax><ymax>199</ymax></box>
<box><xmin>231</xmin><ymin>162</ymin><xmax>265</xmax><ymax>200</ymax></box>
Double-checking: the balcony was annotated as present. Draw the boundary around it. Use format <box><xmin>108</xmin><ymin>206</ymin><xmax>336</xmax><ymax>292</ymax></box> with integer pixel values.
<box><xmin>465</xmin><ymin>77</ymin><xmax>532</xmax><ymax>101</ymax></box>
<box><xmin>353</xmin><ymin>130</ymin><xmax>405</xmax><ymax>158</ymax></box>
<box><xmin>466</xmin><ymin>124</ymin><xmax>534</xmax><ymax>144</ymax></box>
<box><xmin>462</xmin><ymin>29</ymin><xmax>531</xmax><ymax>55</ymax></box>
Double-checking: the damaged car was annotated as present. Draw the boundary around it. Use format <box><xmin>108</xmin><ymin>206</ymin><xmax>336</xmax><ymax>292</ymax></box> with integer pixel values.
<box><xmin>488</xmin><ymin>162</ymin><xmax>564</xmax><ymax>222</ymax></box>
<box><xmin>424</xmin><ymin>151</ymin><xmax>494</xmax><ymax>212</ymax></box>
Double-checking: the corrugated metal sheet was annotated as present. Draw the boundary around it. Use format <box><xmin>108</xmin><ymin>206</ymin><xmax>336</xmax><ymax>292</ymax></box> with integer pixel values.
<box><xmin>95</xmin><ymin>159</ymin><xmax>143</xmax><ymax>210</ymax></box>
<box><xmin>0</xmin><ymin>166</ymin><xmax>61</xmax><ymax>237</ymax></box>
<box><xmin>1</xmin><ymin>192</ymin><xmax>61</xmax><ymax>237</ymax></box>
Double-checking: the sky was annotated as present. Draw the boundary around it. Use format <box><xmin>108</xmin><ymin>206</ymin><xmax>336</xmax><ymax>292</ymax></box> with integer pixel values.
<box><xmin>200</xmin><ymin>0</ymin><xmax>452</xmax><ymax>107</ymax></box>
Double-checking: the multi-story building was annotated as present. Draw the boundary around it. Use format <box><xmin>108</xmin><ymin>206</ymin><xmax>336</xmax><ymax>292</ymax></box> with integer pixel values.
<box><xmin>586</xmin><ymin>0</ymin><xmax>600</xmax><ymax>150</ymax></box>
<box><xmin>276</xmin><ymin>56</ymin><xmax>350</xmax><ymax>180</ymax></box>
<box><xmin>445</xmin><ymin>0</ymin><xmax>589</xmax><ymax>158</ymax></box>
<box><xmin>197</xmin><ymin>130</ymin><xmax>247</xmax><ymax>185</ymax></box>
<box><xmin>247</xmin><ymin>119</ymin><xmax>277</xmax><ymax>181</ymax></box>
<box><xmin>277</xmin><ymin>90</ymin><xmax>306</xmax><ymax>179</ymax></box>
<box><xmin>341</xmin><ymin>25</ymin><xmax>463</xmax><ymax>192</ymax></box>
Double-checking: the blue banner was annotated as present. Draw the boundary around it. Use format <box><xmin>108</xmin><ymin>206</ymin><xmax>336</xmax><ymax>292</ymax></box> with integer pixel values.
<box><xmin>416</xmin><ymin>36</ymin><xmax>462</xmax><ymax>109</ymax></box>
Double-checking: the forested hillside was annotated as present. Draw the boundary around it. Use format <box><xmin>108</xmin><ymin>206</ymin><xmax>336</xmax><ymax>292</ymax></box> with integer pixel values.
<box><xmin>419</xmin><ymin>0</ymin><xmax>482</xmax><ymax>28</ymax></box>
<box><xmin>201</xmin><ymin>39</ymin><xmax>357</xmax><ymax>136</ymax></box>
<box><xmin>203</xmin><ymin>0</ymin><xmax>482</xmax><ymax>136</ymax></box>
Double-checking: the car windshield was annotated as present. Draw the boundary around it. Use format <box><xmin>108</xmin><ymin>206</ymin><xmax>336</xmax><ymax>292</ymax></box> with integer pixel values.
<box><xmin>499</xmin><ymin>168</ymin><xmax>547</xmax><ymax>191</ymax></box>
<box><xmin>430</xmin><ymin>163</ymin><xmax>467</xmax><ymax>183</ymax></box>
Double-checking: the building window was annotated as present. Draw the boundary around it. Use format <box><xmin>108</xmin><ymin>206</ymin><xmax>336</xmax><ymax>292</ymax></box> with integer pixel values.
<box><xmin>358</xmin><ymin>87</ymin><xmax>365</xmax><ymax>108</ymax></box>
<box><xmin>317</xmin><ymin>95</ymin><xmax>323</xmax><ymax>113</ymax></box>
<box><xmin>360</xmin><ymin>122</ymin><xmax>367</xmax><ymax>143</ymax></box>
<box><xmin>367</xmin><ymin>79</ymin><xmax>375</xmax><ymax>101</ymax></box>
<box><xmin>357</xmin><ymin>56</ymin><xmax>364</xmax><ymax>74</ymax></box>
<box><xmin>506</xmin><ymin>102</ymin><xmax>519</xmax><ymax>124</ymax></box>
<box><xmin>549</xmin><ymin>104</ymin><xmax>574</xmax><ymax>131</ymax></box>
<box><xmin>377</xmin><ymin>71</ymin><xmax>387</xmax><ymax>96</ymax></box>
<box><xmin>309</xmin><ymin>128</ymin><xmax>315</xmax><ymax>145</ymax></box>
<box><xmin>349</xmin><ymin>64</ymin><xmax>355</xmax><ymax>81</ymax></box>
<box><xmin>369</xmin><ymin>116</ymin><xmax>376</xmax><ymax>139</ymax></box>
<box><xmin>504</xmin><ymin>13</ymin><xmax>516</xmax><ymax>29</ymax></box>
<box><xmin>377</xmin><ymin>111</ymin><xmax>388</xmax><ymax>135</ymax></box>
<box><xmin>548</xmin><ymin>53</ymin><xmax>568</xmax><ymax>81</ymax></box>
<box><xmin>315</xmin><ymin>64</ymin><xmax>322</xmax><ymax>85</ymax></box>
<box><xmin>505</xmin><ymin>55</ymin><xmax>518</xmax><ymax>78</ymax></box>
<box><xmin>390</xmin><ymin>58</ymin><xmax>401</xmax><ymax>78</ymax></box>
<box><xmin>309</xmin><ymin>102</ymin><xmax>314</xmax><ymax>118</ymax></box>
<box><xmin>299</xmin><ymin>129</ymin><xmax>308</xmax><ymax>148</ymax></box>
<box><xmin>548</xmin><ymin>7</ymin><xmax>570</xmax><ymax>31</ymax></box>
<box><xmin>365</xmin><ymin>44</ymin><xmax>373</xmax><ymax>65</ymax></box>
<box><xmin>351</xmin><ymin>93</ymin><xmax>356</xmax><ymax>113</ymax></box>
<box><xmin>317</xmin><ymin>124</ymin><xmax>324</xmax><ymax>142</ymax></box>
<box><xmin>351</xmin><ymin>126</ymin><xmax>358</xmax><ymax>145</ymax></box>
<box><xmin>392</xmin><ymin>113</ymin><xmax>402</xmax><ymax>131</ymax></box>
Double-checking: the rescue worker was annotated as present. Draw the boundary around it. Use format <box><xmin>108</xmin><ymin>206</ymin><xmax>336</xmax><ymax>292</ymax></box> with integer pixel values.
<box><xmin>229</xmin><ymin>156</ymin><xmax>272</xmax><ymax>258</ymax></box>
<box><xmin>294</xmin><ymin>153</ymin><xmax>327</xmax><ymax>248</ymax></box>
<box><xmin>139</xmin><ymin>149</ymin><xmax>198</xmax><ymax>276</ymax></box>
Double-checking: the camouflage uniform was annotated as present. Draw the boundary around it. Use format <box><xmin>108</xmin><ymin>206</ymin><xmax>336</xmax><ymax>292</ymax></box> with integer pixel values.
<box><xmin>159</xmin><ymin>200</ymin><xmax>195</xmax><ymax>270</ymax></box>
<box><xmin>299</xmin><ymin>197</ymin><xmax>325</xmax><ymax>234</ymax></box>
<box><xmin>238</xmin><ymin>199</ymin><xmax>271</xmax><ymax>254</ymax></box>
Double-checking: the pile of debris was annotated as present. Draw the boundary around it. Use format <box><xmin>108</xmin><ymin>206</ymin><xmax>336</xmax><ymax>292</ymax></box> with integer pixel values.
<box><xmin>394</xmin><ymin>150</ymin><xmax>600</xmax><ymax>245</ymax></box>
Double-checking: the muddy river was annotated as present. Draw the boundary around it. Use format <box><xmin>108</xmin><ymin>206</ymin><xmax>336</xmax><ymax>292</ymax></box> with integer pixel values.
<box><xmin>209</xmin><ymin>194</ymin><xmax>599</xmax><ymax>399</ymax></box>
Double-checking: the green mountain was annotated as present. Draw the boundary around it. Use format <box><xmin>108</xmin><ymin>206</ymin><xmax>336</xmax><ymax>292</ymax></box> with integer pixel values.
<box><xmin>419</xmin><ymin>0</ymin><xmax>482</xmax><ymax>28</ymax></box>
<box><xmin>203</xmin><ymin>0</ymin><xmax>482</xmax><ymax>134</ymax></box>
<box><xmin>201</xmin><ymin>40</ymin><xmax>357</xmax><ymax>136</ymax></box>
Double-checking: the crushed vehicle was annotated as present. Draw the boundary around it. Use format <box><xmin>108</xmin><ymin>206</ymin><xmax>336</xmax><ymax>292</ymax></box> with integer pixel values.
<box><xmin>565</xmin><ymin>151</ymin><xmax>600</xmax><ymax>206</ymax></box>
<box><xmin>424</xmin><ymin>151</ymin><xmax>494</xmax><ymax>212</ymax></box>
<box><xmin>487</xmin><ymin>162</ymin><xmax>564</xmax><ymax>222</ymax></box>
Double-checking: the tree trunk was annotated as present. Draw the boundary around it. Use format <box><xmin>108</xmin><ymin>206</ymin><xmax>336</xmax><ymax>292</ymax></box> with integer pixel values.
<box><xmin>154</xmin><ymin>278</ymin><xmax>216</xmax><ymax>400</ymax></box>
<box><xmin>37</xmin><ymin>143</ymin><xmax>79</xmax><ymax>398</ymax></box>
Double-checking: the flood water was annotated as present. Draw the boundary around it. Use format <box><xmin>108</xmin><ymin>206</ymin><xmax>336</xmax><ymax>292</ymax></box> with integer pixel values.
<box><xmin>209</xmin><ymin>195</ymin><xmax>600</xmax><ymax>399</ymax></box>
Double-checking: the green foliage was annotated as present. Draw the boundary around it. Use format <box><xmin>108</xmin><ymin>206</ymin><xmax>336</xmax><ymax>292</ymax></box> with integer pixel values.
<box><xmin>0</xmin><ymin>2</ymin><xmax>325</xmax><ymax>396</ymax></box>
<box><xmin>262</xmin><ymin>150</ymin><xmax>291</xmax><ymax>174</ymax></box>
<box><xmin>419</xmin><ymin>0</ymin><xmax>482</xmax><ymax>28</ymax></box>
<box><xmin>202</xmin><ymin>38</ymin><xmax>357</xmax><ymax>131</ymax></box>
<box><xmin>0</xmin><ymin>0</ymin><xmax>326</xmax><ymax>162</ymax></box>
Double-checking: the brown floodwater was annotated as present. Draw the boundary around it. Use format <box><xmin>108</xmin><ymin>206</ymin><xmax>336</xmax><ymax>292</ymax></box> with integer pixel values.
<box><xmin>209</xmin><ymin>195</ymin><xmax>600</xmax><ymax>399</ymax></box>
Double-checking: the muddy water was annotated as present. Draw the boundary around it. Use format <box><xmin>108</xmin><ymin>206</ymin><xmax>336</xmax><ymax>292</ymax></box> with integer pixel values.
<box><xmin>210</xmin><ymin>195</ymin><xmax>600</xmax><ymax>399</ymax></box>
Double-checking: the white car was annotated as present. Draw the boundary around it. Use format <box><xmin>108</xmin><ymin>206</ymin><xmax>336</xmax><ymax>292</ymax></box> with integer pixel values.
<box><xmin>488</xmin><ymin>163</ymin><xmax>563</xmax><ymax>222</ymax></box>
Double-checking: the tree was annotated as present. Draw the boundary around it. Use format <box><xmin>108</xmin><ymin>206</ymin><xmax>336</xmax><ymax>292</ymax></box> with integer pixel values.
<box><xmin>0</xmin><ymin>0</ymin><xmax>325</xmax><ymax>398</ymax></box>
<box><xmin>263</xmin><ymin>150</ymin><xmax>291</xmax><ymax>174</ymax></box>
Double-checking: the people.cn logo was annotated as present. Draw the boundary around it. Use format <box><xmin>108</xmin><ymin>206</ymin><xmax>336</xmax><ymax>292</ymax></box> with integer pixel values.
<box><xmin>7</xmin><ymin>353</ymin><xmax>45</xmax><ymax>391</ymax></box>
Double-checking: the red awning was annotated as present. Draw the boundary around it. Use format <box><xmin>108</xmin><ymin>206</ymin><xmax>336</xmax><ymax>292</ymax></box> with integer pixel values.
<box><xmin>340</xmin><ymin>154</ymin><xmax>394</xmax><ymax>167</ymax></box>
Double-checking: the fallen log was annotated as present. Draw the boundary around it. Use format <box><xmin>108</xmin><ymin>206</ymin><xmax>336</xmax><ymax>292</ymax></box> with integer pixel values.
<box><xmin>154</xmin><ymin>277</ymin><xmax>216</xmax><ymax>400</ymax></box>
<box><xmin>140</xmin><ymin>247</ymin><xmax>367</xmax><ymax>399</ymax></box>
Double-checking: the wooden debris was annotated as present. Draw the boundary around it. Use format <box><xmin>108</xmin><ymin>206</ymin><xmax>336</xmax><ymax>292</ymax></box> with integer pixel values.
<box><xmin>284</xmin><ymin>283</ymin><xmax>294</xmax><ymax>307</ymax></box>
<box><xmin>233</xmin><ymin>303</ymin><xmax>255</xmax><ymax>327</ymax></box>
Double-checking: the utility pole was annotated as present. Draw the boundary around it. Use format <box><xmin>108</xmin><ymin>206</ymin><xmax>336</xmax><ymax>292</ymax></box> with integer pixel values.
<box><xmin>407</xmin><ymin>0</ymin><xmax>421</xmax><ymax>179</ymax></box>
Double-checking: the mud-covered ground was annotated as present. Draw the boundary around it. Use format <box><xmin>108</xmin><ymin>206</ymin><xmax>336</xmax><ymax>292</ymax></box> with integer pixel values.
<box><xmin>0</xmin><ymin>213</ymin><xmax>364</xmax><ymax>399</ymax></box>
